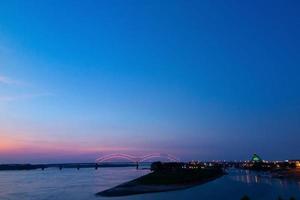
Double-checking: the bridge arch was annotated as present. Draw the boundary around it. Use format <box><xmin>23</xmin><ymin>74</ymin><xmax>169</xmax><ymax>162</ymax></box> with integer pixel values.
<box><xmin>96</xmin><ymin>153</ymin><xmax>139</xmax><ymax>163</ymax></box>
<box><xmin>95</xmin><ymin>153</ymin><xmax>180</xmax><ymax>163</ymax></box>
<box><xmin>139</xmin><ymin>153</ymin><xmax>180</xmax><ymax>162</ymax></box>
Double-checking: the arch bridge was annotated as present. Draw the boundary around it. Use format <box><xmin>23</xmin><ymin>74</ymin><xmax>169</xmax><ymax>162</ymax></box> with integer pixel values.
<box><xmin>95</xmin><ymin>153</ymin><xmax>180</xmax><ymax>169</ymax></box>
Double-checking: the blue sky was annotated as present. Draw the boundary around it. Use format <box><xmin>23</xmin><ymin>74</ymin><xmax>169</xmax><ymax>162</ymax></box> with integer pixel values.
<box><xmin>0</xmin><ymin>0</ymin><xmax>299</xmax><ymax>163</ymax></box>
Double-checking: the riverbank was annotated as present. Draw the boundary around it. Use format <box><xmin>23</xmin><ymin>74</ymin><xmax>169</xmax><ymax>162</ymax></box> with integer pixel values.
<box><xmin>272</xmin><ymin>168</ymin><xmax>300</xmax><ymax>181</ymax></box>
<box><xmin>97</xmin><ymin>168</ymin><xmax>224</xmax><ymax>197</ymax></box>
<box><xmin>0</xmin><ymin>163</ymin><xmax>136</xmax><ymax>171</ymax></box>
<box><xmin>0</xmin><ymin>164</ymin><xmax>45</xmax><ymax>171</ymax></box>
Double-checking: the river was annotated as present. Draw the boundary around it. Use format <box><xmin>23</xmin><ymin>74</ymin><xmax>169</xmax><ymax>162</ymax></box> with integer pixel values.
<box><xmin>0</xmin><ymin>167</ymin><xmax>299</xmax><ymax>200</ymax></box>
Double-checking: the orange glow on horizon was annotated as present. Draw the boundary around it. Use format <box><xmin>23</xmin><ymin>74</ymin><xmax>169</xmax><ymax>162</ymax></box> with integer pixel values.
<box><xmin>0</xmin><ymin>134</ymin><xmax>30</xmax><ymax>154</ymax></box>
<box><xmin>0</xmin><ymin>134</ymin><xmax>135</xmax><ymax>156</ymax></box>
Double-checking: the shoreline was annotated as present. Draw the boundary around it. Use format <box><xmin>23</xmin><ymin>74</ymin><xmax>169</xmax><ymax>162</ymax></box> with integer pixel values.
<box><xmin>0</xmin><ymin>163</ymin><xmax>136</xmax><ymax>171</ymax></box>
<box><xmin>96</xmin><ymin>170</ymin><xmax>224</xmax><ymax>197</ymax></box>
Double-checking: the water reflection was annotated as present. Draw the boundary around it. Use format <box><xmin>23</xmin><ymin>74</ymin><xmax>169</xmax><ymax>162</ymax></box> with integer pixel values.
<box><xmin>229</xmin><ymin>169</ymin><xmax>300</xmax><ymax>190</ymax></box>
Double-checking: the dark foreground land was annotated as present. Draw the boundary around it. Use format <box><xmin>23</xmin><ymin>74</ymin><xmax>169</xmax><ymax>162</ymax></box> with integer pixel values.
<box><xmin>97</xmin><ymin>167</ymin><xmax>225</xmax><ymax>197</ymax></box>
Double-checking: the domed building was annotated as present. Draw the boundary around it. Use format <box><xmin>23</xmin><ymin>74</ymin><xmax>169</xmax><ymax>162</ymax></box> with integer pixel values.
<box><xmin>251</xmin><ymin>154</ymin><xmax>263</xmax><ymax>163</ymax></box>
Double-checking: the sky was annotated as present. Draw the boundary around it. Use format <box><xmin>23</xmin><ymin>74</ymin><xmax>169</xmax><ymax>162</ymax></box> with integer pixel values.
<box><xmin>0</xmin><ymin>0</ymin><xmax>299</xmax><ymax>163</ymax></box>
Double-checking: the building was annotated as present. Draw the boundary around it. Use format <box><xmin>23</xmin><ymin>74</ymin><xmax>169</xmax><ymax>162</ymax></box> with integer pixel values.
<box><xmin>251</xmin><ymin>154</ymin><xmax>263</xmax><ymax>163</ymax></box>
<box><xmin>288</xmin><ymin>160</ymin><xmax>300</xmax><ymax>168</ymax></box>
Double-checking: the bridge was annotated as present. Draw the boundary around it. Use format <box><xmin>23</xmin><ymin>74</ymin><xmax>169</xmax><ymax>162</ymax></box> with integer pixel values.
<box><xmin>95</xmin><ymin>153</ymin><xmax>180</xmax><ymax>169</ymax></box>
<box><xmin>1</xmin><ymin>153</ymin><xmax>180</xmax><ymax>171</ymax></box>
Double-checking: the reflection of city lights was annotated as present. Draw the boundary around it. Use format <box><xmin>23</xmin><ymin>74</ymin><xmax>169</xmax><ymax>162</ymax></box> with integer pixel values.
<box><xmin>296</xmin><ymin>161</ymin><xmax>300</xmax><ymax>168</ymax></box>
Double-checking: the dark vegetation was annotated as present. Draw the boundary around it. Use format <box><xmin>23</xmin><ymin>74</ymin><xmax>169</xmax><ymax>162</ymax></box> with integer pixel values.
<box><xmin>137</xmin><ymin>162</ymin><xmax>224</xmax><ymax>185</ymax></box>
<box><xmin>240</xmin><ymin>195</ymin><xmax>250</xmax><ymax>200</ymax></box>
<box><xmin>240</xmin><ymin>195</ymin><xmax>296</xmax><ymax>200</ymax></box>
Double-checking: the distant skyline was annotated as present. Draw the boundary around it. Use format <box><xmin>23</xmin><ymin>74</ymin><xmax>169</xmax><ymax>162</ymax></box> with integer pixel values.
<box><xmin>0</xmin><ymin>0</ymin><xmax>300</xmax><ymax>163</ymax></box>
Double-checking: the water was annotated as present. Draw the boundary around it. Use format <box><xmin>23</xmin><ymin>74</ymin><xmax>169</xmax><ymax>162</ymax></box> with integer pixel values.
<box><xmin>0</xmin><ymin>167</ymin><xmax>299</xmax><ymax>200</ymax></box>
